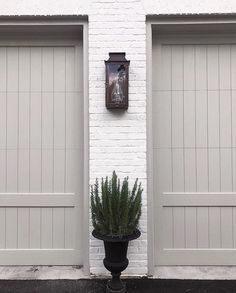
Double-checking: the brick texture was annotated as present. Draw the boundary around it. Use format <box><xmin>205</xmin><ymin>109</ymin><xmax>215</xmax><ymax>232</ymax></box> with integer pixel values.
<box><xmin>89</xmin><ymin>0</ymin><xmax>147</xmax><ymax>276</ymax></box>
<box><xmin>143</xmin><ymin>0</ymin><xmax>236</xmax><ymax>14</ymax></box>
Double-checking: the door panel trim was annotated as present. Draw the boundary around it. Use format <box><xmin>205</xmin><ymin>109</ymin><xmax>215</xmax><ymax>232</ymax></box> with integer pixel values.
<box><xmin>0</xmin><ymin>193</ymin><xmax>76</xmax><ymax>207</ymax></box>
<box><xmin>0</xmin><ymin>249</ymin><xmax>81</xmax><ymax>265</ymax></box>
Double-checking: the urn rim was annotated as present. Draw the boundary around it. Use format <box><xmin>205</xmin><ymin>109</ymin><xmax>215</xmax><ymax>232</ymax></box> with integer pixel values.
<box><xmin>92</xmin><ymin>229</ymin><xmax>141</xmax><ymax>242</ymax></box>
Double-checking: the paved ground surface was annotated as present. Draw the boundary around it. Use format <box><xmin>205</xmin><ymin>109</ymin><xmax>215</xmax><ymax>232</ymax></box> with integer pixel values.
<box><xmin>0</xmin><ymin>279</ymin><xmax>236</xmax><ymax>293</ymax></box>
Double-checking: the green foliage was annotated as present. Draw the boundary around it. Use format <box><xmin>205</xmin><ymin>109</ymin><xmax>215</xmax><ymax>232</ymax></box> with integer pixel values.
<box><xmin>91</xmin><ymin>171</ymin><xmax>142</xmax><ymax>237</ymax></box>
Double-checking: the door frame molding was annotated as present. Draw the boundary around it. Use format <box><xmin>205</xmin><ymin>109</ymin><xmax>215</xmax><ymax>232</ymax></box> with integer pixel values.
<box><xmin>0</xmin><ymin>15</ymin><xmax>89</xmax><ymax>275</ymax></box>
<box><xmin>146</xmin><ymin>14</ymin><xmax>236</xmax><ymax>275</ymax></box>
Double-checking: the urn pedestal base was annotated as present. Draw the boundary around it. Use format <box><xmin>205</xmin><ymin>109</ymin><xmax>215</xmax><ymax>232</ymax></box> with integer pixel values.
<box><xmin>106</xmin><ymin>277</ymin><xmax>126</xmax><ymax>293</ymax></box>
<box><xmin>92</xmin><ymin>230</ymin><xmax>141</xmax><ymax>293</ymax></box>
<box><xmin>106</xmin><ymin>284</ymin><xmax>126</xmax><ymax>293</ymax></box>
<box><xmin>104</xmin><ymin>260</ymin><xmax>128</xmax><ymax>293</ymax></box>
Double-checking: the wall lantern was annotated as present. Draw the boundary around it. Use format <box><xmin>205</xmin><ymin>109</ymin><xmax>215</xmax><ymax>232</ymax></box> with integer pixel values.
<box><xmin>105</xmin><ymin>52</ymin><xmax>130</xmax><ymax>109</ymax></box>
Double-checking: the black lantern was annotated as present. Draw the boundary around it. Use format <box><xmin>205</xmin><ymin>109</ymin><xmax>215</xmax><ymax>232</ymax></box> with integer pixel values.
<box><xmin>105</xmin><ymin>52</ymin><xmax>130</xmax><ymax>109</ymax></box>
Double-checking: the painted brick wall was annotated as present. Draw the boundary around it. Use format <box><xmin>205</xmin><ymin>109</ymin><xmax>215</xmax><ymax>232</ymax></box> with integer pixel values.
<box><xmin>89</xmin><ymin>0</ymin><xmax>147</xmax><ymax>276</ymax></box>
<box><xmin>143</xmin><ymin>0</ymin><xmax>236</xmax><ymax>15</ymax></box>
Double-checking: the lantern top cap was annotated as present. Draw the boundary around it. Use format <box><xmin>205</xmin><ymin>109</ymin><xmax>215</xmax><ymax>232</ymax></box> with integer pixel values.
<box><xmin>106</xmin><ymin>52</ymin><xmax>129</xmax><ymax>63</ymax></box>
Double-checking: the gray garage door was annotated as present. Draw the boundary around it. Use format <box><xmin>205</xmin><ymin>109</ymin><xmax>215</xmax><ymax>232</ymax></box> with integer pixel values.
<box><xmin>0</xmin><ymin>32</ymin><xmax>83</xmax><ymax>265</ymax></box>
<box><xmin>153</xmin><ymin>32</ymin><xmax>236</xmax><ymax>265</ymax></box>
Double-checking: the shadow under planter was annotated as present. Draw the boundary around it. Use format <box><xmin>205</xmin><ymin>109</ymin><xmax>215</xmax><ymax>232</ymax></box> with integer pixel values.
<box><xmin>92</xmin><ymin>229</ymin><xmax>141</xmax><ymax>293</ymax></box>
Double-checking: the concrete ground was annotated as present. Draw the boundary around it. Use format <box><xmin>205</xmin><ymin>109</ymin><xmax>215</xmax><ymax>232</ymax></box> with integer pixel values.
<box><xmin>0</xmin><ymin>266</ymin><xmax>85</xmax><ymax>280</ymax></box>
<box><xmin>1</xmin><ymin>266</ymin><xmax>236</xmax><ymax>292</ymax></box>
<box><xmin>0</xmin><ymin>279</ymin><xmax>236</xmax><ymax>293</ymax></box>
<box><xmin>2</xmin><ymin>266</ymin><xmax>236</xmax><ymax>280</ymax></box>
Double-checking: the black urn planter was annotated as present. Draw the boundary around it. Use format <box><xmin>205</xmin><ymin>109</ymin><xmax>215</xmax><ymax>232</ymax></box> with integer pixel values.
<box><xmin>92</xmin><ymin>229</ymin><xmax>141</xmax><ymax>293</ymax></box>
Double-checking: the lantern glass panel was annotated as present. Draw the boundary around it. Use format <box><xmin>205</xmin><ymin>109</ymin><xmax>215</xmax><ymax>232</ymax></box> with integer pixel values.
<box><xmin>108</xmin><ymin>64</ymin><xmax>126</xmax><ymax>104</ymax></box>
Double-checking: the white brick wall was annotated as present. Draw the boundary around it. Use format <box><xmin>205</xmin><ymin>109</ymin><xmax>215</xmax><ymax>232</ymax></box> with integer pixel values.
<box><xmin>143</xmin><ymin>0</ymin><xmax>236</xmax><ymax>15</ymax></box>
<box><xmin>89</xmin><ymin>0</ymin><xmax>147</xmax><ymax>276</ymax></box>
<box><xmin>2</xmin><ymin>0</ymin><xmax>236</xmax><ymax>16</ymax></box>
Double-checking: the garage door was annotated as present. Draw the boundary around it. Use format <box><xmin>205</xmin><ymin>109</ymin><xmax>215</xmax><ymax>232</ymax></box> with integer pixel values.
<box><xmin>153</xmin><ymin>33</ymin><xmax>236</xmax><ymax>265</ymax></box>
<box><xmin>0</xmin><ymin>33</ymin><xmax>83</xmax><ymax>265</ymax></box>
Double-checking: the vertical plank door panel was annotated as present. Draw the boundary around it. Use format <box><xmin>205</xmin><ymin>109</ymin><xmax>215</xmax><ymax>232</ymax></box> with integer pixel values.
<box><xmin>209</xmin><ymin>207</ymin><xmax>221</xmax><ymax>248</ymax></box>
<box><xmin>7</xmin><ymin>93</ymin><xmax>18</xmax><ymax>149</ymax></box>
<box><xmin>183</xmin><ymin>45</ymin><xmax>195</xmax><ymax>91</ymax></box>
<box><xmin>196</xmin><ymin>91</ymin><xmax>208</xmax><ymax>148</ymax></box>
<box><xmin>30</xmin><ymin>150</ymin><xmax>41</xmax><ymax>192</ymax></box>
<box><xmin>65</xmin><ymin>47</ymin><xmax>75</xmax><ymax>92</ymax></box>
<box><xmin>219</xmin><ymin>45</ymin><xmax>231</xmax><ymax>90</ymax></box>
<box><xmin>65</xmin><ymin>208</ymin><xmax>75</xmax><ymax>249</ymax></box>
<box><xmin>41</xmin><ymin>150</ymin><xmax>53</xmax><ymax>193</ymax></box>
<box><xmin>207</xmin><ymin>45</ymin><xmax>219</xmax><ymax>91</ymax></box>
<box><xmin>184</xmin><ymin>149</ymin><xmax>196</xmax><ymax>192</ymax></box>
<box><xmin>19</xmin><ymin>47</ymin><xmax>30</xmax><ymax>92</ymax></box>
<box><xmin>31</xmin><ymin>47</ymin><xmax>42</xmax><ymax>92</ymax></box>
<box><xmin>42</xmin><ymin>47</ymin><xmax>53</xmax><ymax>92</ymax></box>
<box><xmin>195</xmin><ymin>46</ymin><xmax>207</xmax><ymax>90</ymax></box>
<box><xmin>208</xmin><ymin>91</ymin><xmax>220</xmax><ymax>148</ymax></box>
<box><xmin>208</xmin><ymin>149</ymin><xmax>220</xmax><ymax>192</ymax></box>
<box><xmin>197</xmin><ymin>207</ymin><xmax>209</xmax><ymax>248</ymax></box>
<box><xmin>185</xmin><ymin>207</ymin><xmax>197</xmax><ymax>248</ymax></box>
<box><xmin>18</xmin><ymin>208</ymin><xmax>29</xmax><ymax>248</ymax></box>
<box><xmin>196</xmin><ymin>149</ymin><xmax>208</xmax><ymax>192</ymax></box>
<box><xmin>18</xmin><ymin>92</ymin><xmax>30</xmax><ymax>149</ymax></box>
<box><xmin>7</xmin><ymin>47</ymin><xmax>18</xmax><ymax>92</ymax></box>
<box><xmin>53</xmin><ymin>149</ymin><xmax>65</xmax><ymax>193</ymax></box>
<box><xmin>232</xmin><ymin>90</ymin><xmax>236</xmax><ymax>147</ymax></box>
<box><xmin>221</xmin><ymin>207</ymin><xmax>233</xmax><ymax>248</ymax></box>
<box><xmin>0</xmin><ymin>48</ymin><xmax>7</xmax><ymax>92</ymax></box>
<box><xmin>159</xmin><ymin>45</ymin><xmax>171</xmax><ymax>91</ymax></box>
<box><xmin>29</xmin><ymin>208</ymin><xmax>41</xmax><ymax>248</ymax></box>
<box><xmin>171</xmin><ymin>45</ymin><xmax>183</xmax><ymax>91</ymax></box>
<box><xmin>6</xmin><ymin>150</ymin><xmax>17</xmax><ymax>192</ymax></box>
<box><xmin>231</xmin><ymin>45</ymin><xmax>236</xmax><ymax>89</ymax></box>
<box><xmin>155</xmin><ymin>149</ymin><xmax>172</xmax><ymax>193</ymax></box>
<box><xmin>173</xmin><ymin>207</ymin><xmax>185</xmax><ymax>248</ymax></box>
<box><xmin>41</xmin><ymin>208</ymin><xmax>53</xmax><ymax>248</ymax></box>
<box><xmin>54</xmin><ymin>48</ymin><xmax>66</xmax><ymax>92</ymax></box>
<box><xmin>54</xmin><ymin>92</ymin><xmax>66</xmax><ymax>149</ymax></box>
<box><xmin>172</xmin><ymin>91</ymin><xmax>184</xmax><ymax>148</ymax></box>
<box><xmin>153</xmin><ymin>91</ymin><xmax>171</xmax><ymax>148</ymax></box>
<box><xmin>53</xmin><ymin>208</ymin><xmax>65</xmax><ymax>249</ymax></box>
<box><xmin>18</xmin><ymin>149</ymin><xmax>30</xmax><ymax>192</ymax></box>
<box><xmin>0</xmin><ymin>150</ymin><xmax>6</xmax><ymax>192</ymax></box>
<box><xmin>163</xmin><ymin>207</ymin><xmax>173</xmax><ymax>248</ymax></box>
<box><xmin>6</xmin><ymin>208</ymin><xmax>17</xmax><ymax>248</ymax></box>
<box><xmin>30</xmin><ymin>92</ymin><xmax>41</xmax><ymax>149</ymax></box>
<box><xmin>233</xmin><ymin>149</ymin><xmax>236</xmax><ymax>192</ymax></box>
<box><xmin>220</xmin><ymin>149</ymin><xmax>233</xmax><ymax>192</ymax></box>
<box><xmin>42</xmin><ymin>92</ymin><xmax>53</xmax><ymax>149</ymax></box>
<box><xmin>184</xmin><ymin>91</ymin><xmax>195</xmax><ymax>148</ymax></box>
<box><xmin>172</xmin><ymin>149</ymin><xmax>184</xmax><ymax>192</ymax></box>
<box><xmin>0</xmin><ymin>208</ymin><xmax>6</xmax><ymax>248</ymax></box>
<box><xmin>0</xmin><ymin>92</ymin><xmax>7</xmax><ymax>149</ymax></box>
<box><xmin>220</xmin><ymin>91</ymin><xmax>232</xmax><ymax>148</ymax></box>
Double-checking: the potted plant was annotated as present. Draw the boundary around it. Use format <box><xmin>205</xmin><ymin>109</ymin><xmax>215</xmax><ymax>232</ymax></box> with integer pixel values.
<box><xmin>91</xmin><ymin>171</ymin><xmax>142</xmax><ymax>293</ymax></box>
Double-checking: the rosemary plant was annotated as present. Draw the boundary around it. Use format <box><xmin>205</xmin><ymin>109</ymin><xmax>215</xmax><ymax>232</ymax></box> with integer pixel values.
<box><xmin>91</xmin><ymin>171</ymin><xmax>142</xmax><ymax>238</ymax></box>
